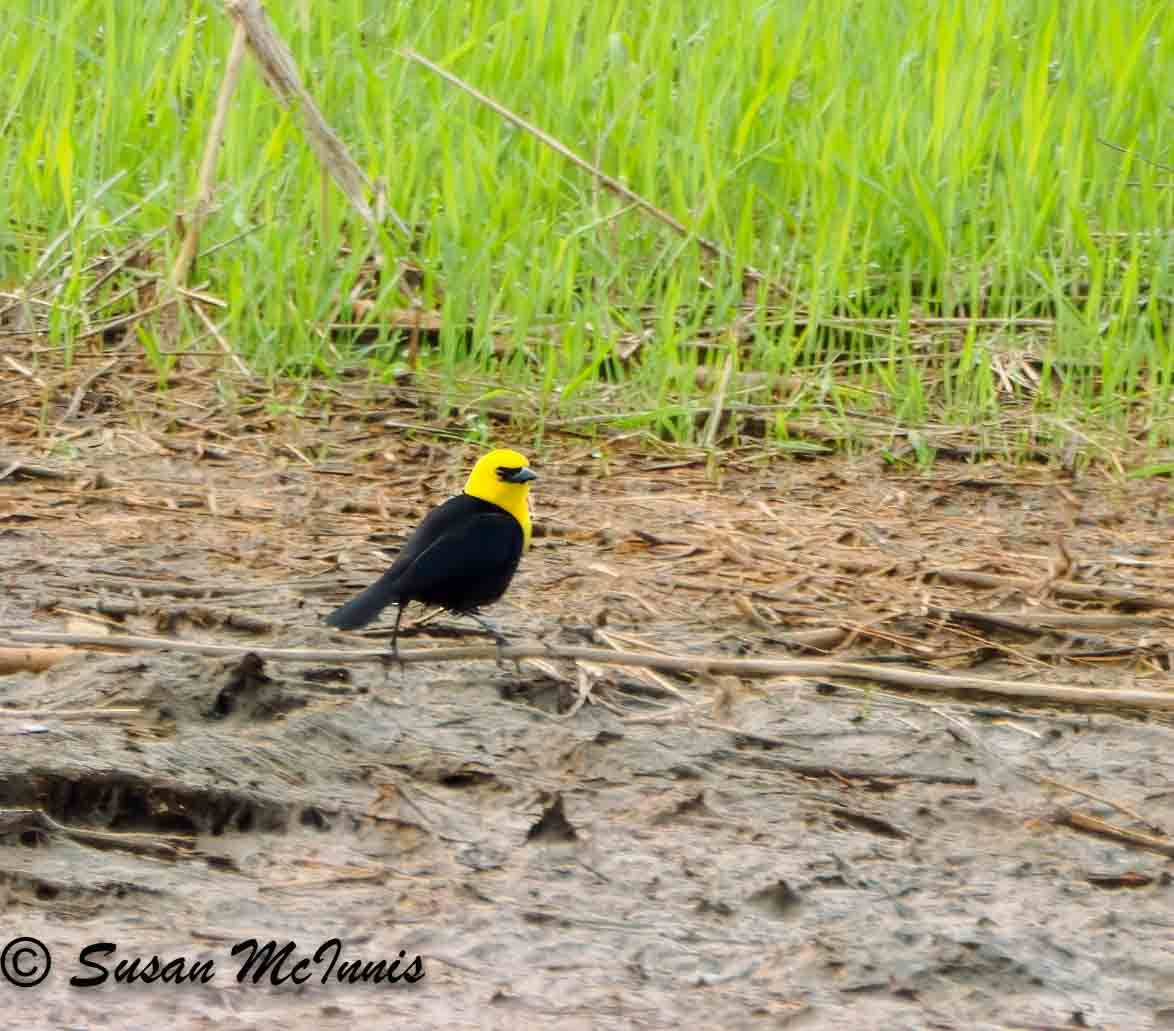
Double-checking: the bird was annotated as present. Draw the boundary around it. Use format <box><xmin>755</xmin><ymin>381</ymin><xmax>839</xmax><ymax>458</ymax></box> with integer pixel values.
<box><xmin>324</xmin><ymin>447</ymin><xmax>537</xmax><ymax>652</ymax></box>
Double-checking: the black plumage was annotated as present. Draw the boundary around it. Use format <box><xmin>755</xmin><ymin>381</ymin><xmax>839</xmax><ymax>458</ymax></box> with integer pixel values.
<box><xmin>324</xmin><ymin>494</ymin><xmax>525</xmax><ymax>638</ymax></box>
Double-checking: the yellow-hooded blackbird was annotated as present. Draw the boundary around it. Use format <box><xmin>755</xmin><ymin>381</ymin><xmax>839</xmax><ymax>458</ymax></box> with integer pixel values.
<box><xmin>325</xmin><ymin>448</ymin><xmax>537</xmax><ymax>648</ymax></box>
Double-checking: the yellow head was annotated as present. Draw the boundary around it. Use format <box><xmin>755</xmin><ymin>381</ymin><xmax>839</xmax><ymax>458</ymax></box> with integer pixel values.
<box><xmin>464</xmin><ymin>448</ymin><xmax>537</xmax><ymax>547</ymax></box>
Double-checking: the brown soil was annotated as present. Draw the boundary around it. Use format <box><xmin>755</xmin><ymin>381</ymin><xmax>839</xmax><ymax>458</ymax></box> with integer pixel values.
<box><xmin>2</xmin><ymin>352</ymin><xmax>1174</xmax><ymax>1029</ymax></box>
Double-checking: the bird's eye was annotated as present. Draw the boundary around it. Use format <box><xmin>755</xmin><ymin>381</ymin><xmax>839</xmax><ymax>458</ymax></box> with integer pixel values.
<box><xmin>496</xmin><ymin>466</ymin><xmax>521</xmax><ymax>482</ymax></box>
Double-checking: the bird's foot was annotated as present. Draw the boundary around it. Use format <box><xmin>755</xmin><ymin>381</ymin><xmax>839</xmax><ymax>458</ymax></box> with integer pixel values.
<box><xmin>490</xmin><ymin>631</ymin><xmax>509</xmax><ymax>667</ymax></box>
<box><xmin>379</xmin><ymin>638</ymin><xmax>405</xmax><ymax>678</ymax></box>
<box><xmin>467</xmin><ymin>612</ymin><xmax>510</xmax><ymax>666</ymax></box>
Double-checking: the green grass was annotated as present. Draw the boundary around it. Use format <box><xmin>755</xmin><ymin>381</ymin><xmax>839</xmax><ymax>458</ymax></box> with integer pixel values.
<box><xmin>1</xmin><ymin>0</ymin><xmax>1171</xmax><ymax>457</ymax></box>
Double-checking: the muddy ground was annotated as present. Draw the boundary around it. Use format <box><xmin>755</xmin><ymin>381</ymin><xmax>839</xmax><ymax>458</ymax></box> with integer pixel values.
<box><xmin>2</xmin><ymin>356</ymin><xmax>1174</xmax><ymax>1029</ymax></box>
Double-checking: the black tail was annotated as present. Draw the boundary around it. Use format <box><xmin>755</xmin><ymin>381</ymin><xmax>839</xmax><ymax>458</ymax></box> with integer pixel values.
<box><xmin>324</xmin><ymin>575</ymin><xmax>401</xmax><ymax>630</ymax></box>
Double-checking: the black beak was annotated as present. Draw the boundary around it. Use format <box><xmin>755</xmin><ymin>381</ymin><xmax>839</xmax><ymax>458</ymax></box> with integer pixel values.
<box><xmin>504</xmin><ymin>466</ymin><xmax>537</xmax><ymax>484</ymax></box>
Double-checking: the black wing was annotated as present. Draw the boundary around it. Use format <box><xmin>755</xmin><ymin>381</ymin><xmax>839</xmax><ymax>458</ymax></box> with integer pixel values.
<box><xmin>395</xmin><ymin>511</ymin><xmax>524</xmax><ymax>611</ymax></box>
<box><xmin>325</xmin><ymin>496</ymin><xmax>523</xmax><ymax>629</ymax></box>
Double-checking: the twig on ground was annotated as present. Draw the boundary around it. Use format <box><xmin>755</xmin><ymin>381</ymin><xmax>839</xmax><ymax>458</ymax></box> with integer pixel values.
<box><xmin>1039</xmin><ymin>775</ymin><xmax>1164</xmax><ymax>836</ymax></box>
<box><xmin>0</xmin><ymin>808</ymin><xmax>191</xmax><ymax>859</ymax></box>
<box><xmin>0</xmin><ymin>647</ymin><xmax>76</xmax><ymax>674</ymax></box>
<box><xmin>8</xmin><ymin>630</ymin><xmax>1174</xmax><ymax>711</ymax></box>
<box><xmin>711</xmin><ymin>751</ymin><xmax>976</xmax><ymax>786</ymax></box>
<box><xmin>1053</xmin><ymin>807</ymin><xmax>1174</xmax><ymax>859</ymax></box>
<box><xmin>924</xmin><ymin>567</ymin><xmax>1174</xmax><ymax>610</ymax></box>
<box><xmin>59</xmin><ymin>358</ymin><xmax>122</xmax><ymax>424</ymax></box>
<box><xmin>0</xmin><ymin>708</ymin><xmax>143</xmax><ymax>721</ymax></box>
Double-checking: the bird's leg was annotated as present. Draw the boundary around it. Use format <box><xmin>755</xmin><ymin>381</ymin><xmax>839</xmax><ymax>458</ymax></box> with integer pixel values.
<box><xmin>467</xmin><ymin>611</ymin><xmax>509</xmax><ymax>665</ymax></box>
<box><xmin>385</xmin><ymin>604</ymin><xmax>406</xmax><ymax>675</ymax></box>
<box><xmin>467</xmin><ymin>610</ymin><xmax>509</xmax><ymax>645</ymax></box>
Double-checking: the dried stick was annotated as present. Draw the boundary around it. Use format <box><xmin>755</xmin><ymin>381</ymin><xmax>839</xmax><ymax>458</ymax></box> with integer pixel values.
<box><xmin>59</xmin><ymin>358</ymin><xmax>120</xmax><ymax>424</ymax></box>
<box><xmin>0</xmin><ymin>809</ymin><xmax>191</xmax><ymax>859</ymax></box>
<box><xmin>1038</xmin><ymin>776</ymin><xmax>1161</xmax><ymax>835</ymax></box>
<box><xmin>830</xmin><ymin>554</ymin><xmax>1174</xmax><ymax>611</ymax></box>
<box><xmin>7</xmin><ymin>630</ymin><xmax>1174</xmax><ymax>711</ymax></box>
<box><xmin>0</xmin><ymin>646</ymin><xmax>75</xmax><ymax>674</ymax></box>
<box><xmin>0</xmin><ymin>708</ymin><xmax>142</xmax><ymax>721</ymax></box>
<box><xmin>701</xmin><ymin>350</ymin><xmax>735</xmax><ymax>449</ymax></box>
<box><xmin>227</xmin><ymin>0</ymin><xmax>408</xmax><ymax>237</ymax></box>
<box><xmin>1053</xmin><ymin>807</ymin><xmax>1174</xmax><ymax>859</ymax></box>
<box><xmin>0</xmin><ymin>459</ymin><xmax>68</xmax><ymax>482</ymax></box>
<box><xmin>928</xmin><ymin>607</ymin><xmax>1170</xmax><ymax>636</ymax></box>
<box><xmin>928</xmin><ymin>567</ymin><xmax>1174</xmax><ymax>610</ymax></box>
<box><xmin>190</xmin><ymin>297</ymin><xmax>252</xmax><ymax>377</ymax></box>
<box><xmin>170</xmin><ymin>18</ymin><xmax>249</xmax><ymax>288</ymax></box>
<box><xmin>401</xmin><ymin>48</ymin><xmax>761</xmax><ymax>280</ymax></box>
